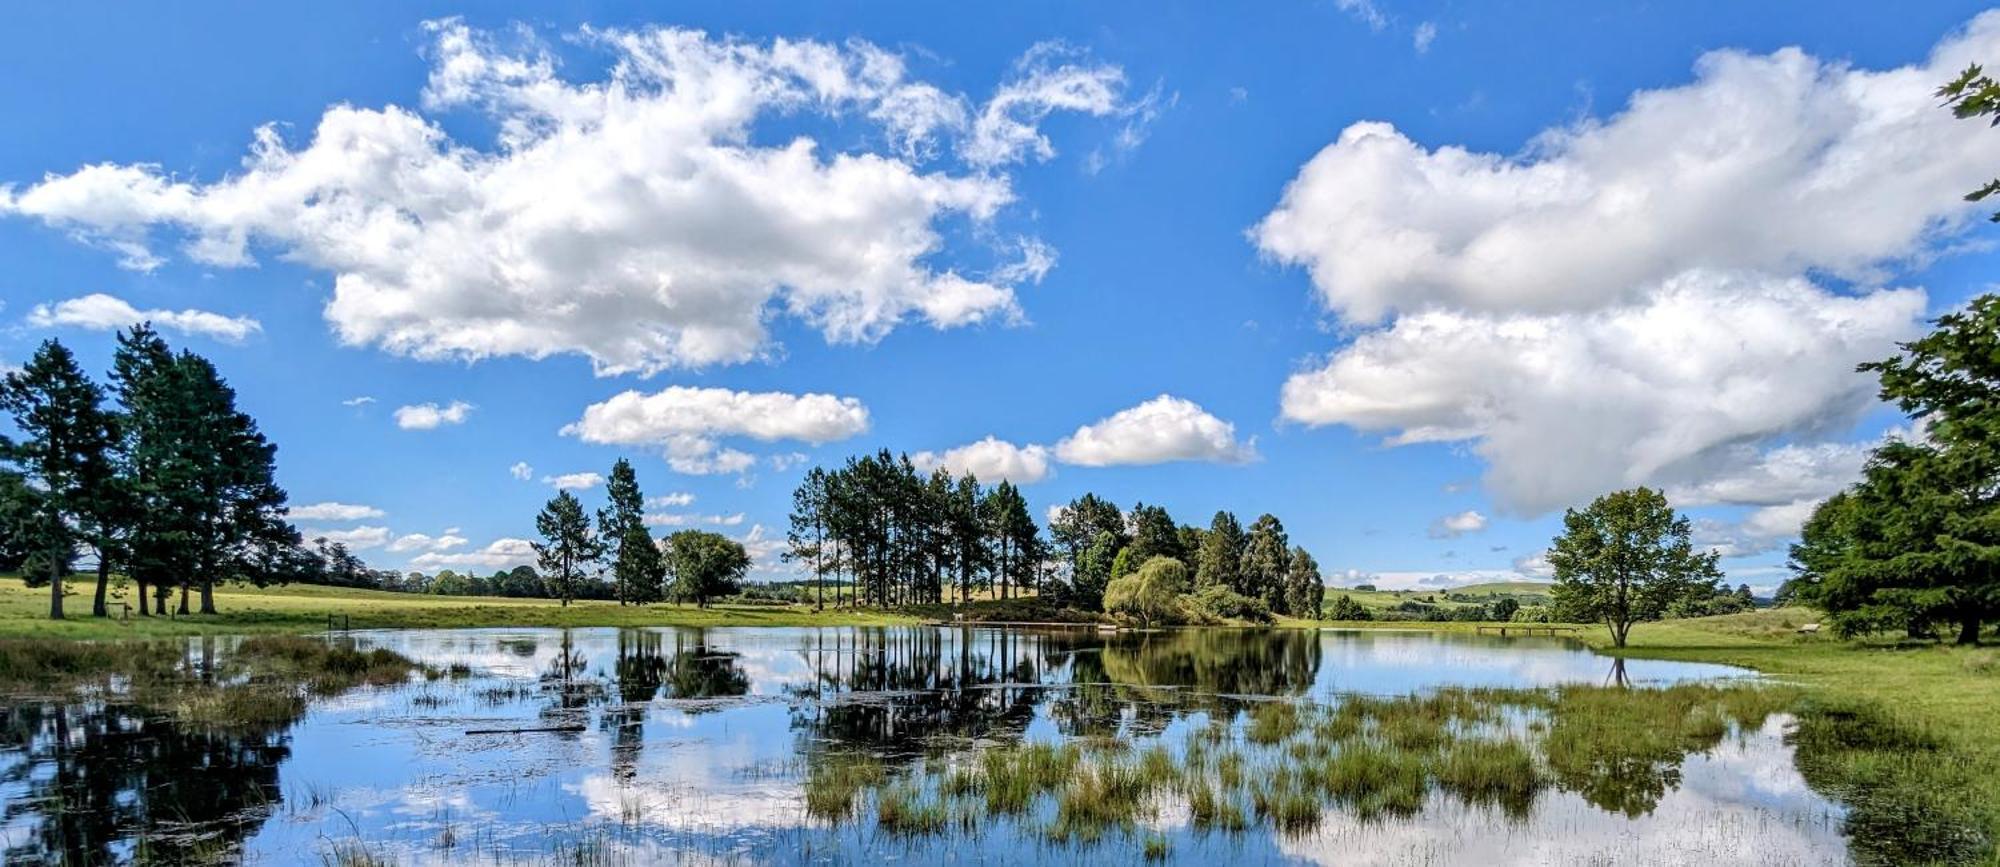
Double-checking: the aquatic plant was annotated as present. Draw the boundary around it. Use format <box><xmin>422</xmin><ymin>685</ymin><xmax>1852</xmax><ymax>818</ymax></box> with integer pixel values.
<box><xmin>803</xmin><ymin>754</ymin><xmax>886</xmax><ymax>821</ymax></box>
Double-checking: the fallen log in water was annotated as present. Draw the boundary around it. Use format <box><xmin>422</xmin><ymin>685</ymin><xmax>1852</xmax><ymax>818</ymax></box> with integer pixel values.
<box><xmin>465</xmin><ymin>725</ymin><xmax>586</xmax><ymax>735</ymax></box>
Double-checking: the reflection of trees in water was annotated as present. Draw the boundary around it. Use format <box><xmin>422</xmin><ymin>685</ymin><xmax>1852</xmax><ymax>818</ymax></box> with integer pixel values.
<box><xmin>1051</xmin><ymin>629</ymin><xmax>1323</xmax><ymax>736</ymax></box>
<box><xmin>602</xmin><ymin>628</ymin><xmax>751</xmax><ymax>782</ymax></box>
<box><xmin>787</xmin><ymin>628</ymin><xmax>1063</xmax><ymax>752</ymax></box>
<box><xmin>0</xmin><ymin>702</ymin><xmax>289</xmax><ymax>865</ymax></box>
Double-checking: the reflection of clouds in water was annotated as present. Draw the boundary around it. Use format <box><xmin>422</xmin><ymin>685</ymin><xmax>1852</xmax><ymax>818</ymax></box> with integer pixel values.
<box><xmin>205</xmin><ymin>626</ymin><xmax>1843</xmax><ymax>865</ymax></box>
<box><xmin>1279</xmin><ymin>785</ymin><xmax>1845</xmax><ymax>866</ymax></box>
<box><xmin>1308</xmin><ymin>631</ymin><xmax>1745</xmax><ymax>697</ymax></box>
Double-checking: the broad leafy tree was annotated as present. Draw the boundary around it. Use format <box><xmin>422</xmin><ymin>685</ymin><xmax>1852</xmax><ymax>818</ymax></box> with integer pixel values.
<box><xmin>1548</xmin><ymin>487</ymin><xmax>1720</xmax><ymax>647</ymax></box>
<box><xmin>1939</xmin><ymin>64</ymin><xmax>2000</xmax><ymax>221</ymax></box>
<box><xmin>664</xmin><ymin>529</ymin><xmax>750</xmax><ymax>607</ymax></box>
<box><xmin>0</xmin><ymin>340</ymin><xmax>121</xmax><ymax>619</ymax></box>
<box><xmin>1104</xmin><ymin>556</ymin><xmax>1190</xmax><ymax>626</ymax></box>
<box><xmin>534</xmin><ymin>490</ymin><xmax>602</xmax><ymax>606</ymax></box>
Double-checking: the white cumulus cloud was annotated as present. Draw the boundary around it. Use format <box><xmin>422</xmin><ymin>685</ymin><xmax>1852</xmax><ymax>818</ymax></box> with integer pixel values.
<box><xmin>308</xmin><ymin>525</ymin><xmax>392</xmax><ymax>550</ymax></box>
<box><xmin>509</xmin><ymin>461</ymin><xmax>534</xmax><ymax>481</ymax></box>
<box><xmin>26</xmin><ymin>293</ymin><xmax>260</xmax><ymax>342</ymax></box>
<box><xmin>1428</xmin><ymin>510</ymin><xmax>1487</xmax><ymax>539</ymax></box>
<box><xmin>544</xmin><ymin>471</ymin><xmax>604</xmax><ymax>490</ymax></box>
<box><xmin>0</xmin><ymin>21</ymin><xmax>1132</xmax><ymax>376</ymax></box>
<box><xmin>410</xmin><ymin>537</ymin><xmax>537</xmax><ymax>572</ymax></box>
<box><xmin>1054</xmin><ymin>394</ymin><xmax>1257</xmax><ymax>467</ymax></box>
<box><xmin>388</xmin><ymin>531</ymin><xmax>470</xmax><ymax>554</ymax></box>
<box><xmin>1279</xmin><ymin>273</ymin><xmax>1924</xmax><ymax>514</ymax></box>
<box><xmin>564</xmin><ymin>386</ymin><xmax>867</xmax><ymax>474</ymax></box>
<box><xmin>395</xmin><ymin>400</ymin><xmax>473</xmax><ymax>430</ymax></box>
<box><xmin>289</xmin><ymin>502</ymin><xmax>385</xmax><ymax>521</ymax></box>
<box><xmin>911</xmin><ymin>436</ymin><xmax>1053</xmax><ymax>483</ymax></box>
<box><xmin>1253</xmin><ymin>13</ymin><xmax>2000</xmax><ymax>322</ymax></box>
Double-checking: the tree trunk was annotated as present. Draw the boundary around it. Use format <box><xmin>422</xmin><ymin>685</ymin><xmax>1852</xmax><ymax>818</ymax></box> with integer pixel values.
<box><xmin>93</xmin><ymin>557</ymin><xmax>110</xmax><ymax>617</ymax></box>
<box><xmin>1958</xmin><ymin>616</ymin><xmax>1982</xmax><ymax>646</ymax></box>
<box><xmin>199</xmin><ymin>578</ymin><xmax>216</xmax><ymax>615</ymax></box>
<box><xmin>1610</xmin><ymin>619</ymin><xmax>1629</xmax><ymax>648</ymax></box>
<box><xmin>137</xmin><ymin>578</ymin><xmax>150</xmax><ymax>616</ymax></box>
<box><xmin>47</xmin><ymin>556</ymin><xmax>63</xmax><ymax>620</ymax></box>
<box><xmin>178</xmin><ymin>584</ymin><xmax>190</xmax><ymax>615</ymax></box>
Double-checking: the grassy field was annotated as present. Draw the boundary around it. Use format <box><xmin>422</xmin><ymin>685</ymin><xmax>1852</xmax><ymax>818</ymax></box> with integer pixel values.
<box><xmin>0</xmin><ymin>579</ymin><xmax>914</xmax><ymax>639</ymax></box>
<box><xmin>1323</xmin><ymin>580</ymin><xmax>1554</xmax><ymax>613</ymax></box>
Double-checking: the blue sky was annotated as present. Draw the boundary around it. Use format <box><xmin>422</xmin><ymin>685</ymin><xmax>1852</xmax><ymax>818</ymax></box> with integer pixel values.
<box><xmin>3</xmin><ymin>1</ymin><xmax>1996</xmax><ymax>591</ymax></box>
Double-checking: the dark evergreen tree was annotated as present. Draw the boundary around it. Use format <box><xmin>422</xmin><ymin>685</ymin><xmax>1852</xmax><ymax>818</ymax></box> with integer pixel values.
<box><xmin>1284</xmin><ymin>545</ymin><xmax>1324</xmax><ymax>619</ymax></box>
<box><xmin>0</xmin><ymin>340</ymin><xmax>121</xmax><ymax>619</ymax></box>
<box><xmin>534</xmin><ymin>490</ymin><xmax>601</xmax><ymax>606</ymax></box>
<box><xmin>1127</xmin><ymin>503</ymin><xmax>1182</xmax><ymax>564</ymax></box>
<box><xmin>1241</xmin><ymin>513</ymin><xmax>1290</xmax><ymax>612</ymax></box>
<box><xmin>599</xmin><ymin>458</ymin><xmax>665</xmax><ymax>605</ymax></box>
<box><xmin>1195</xmin><ymin>510</ymin><xmax>1244</xmax><ymax>593</ymax></box>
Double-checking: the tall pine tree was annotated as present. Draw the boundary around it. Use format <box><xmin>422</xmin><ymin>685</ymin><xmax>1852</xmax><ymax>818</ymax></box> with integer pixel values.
<box><xmin>535</xmin><ymin>490</ymin><xmax>602</xmax><ymax>606</ymax></box>
<box><xmin>599</xmin><ymin>458</ymin><xmax>664</xmax><ymax>605</ymax></box>
<box><xmin>0</xmin><ymin>340</ymin><xmax>121</xmax><ymax>619</ymax></box>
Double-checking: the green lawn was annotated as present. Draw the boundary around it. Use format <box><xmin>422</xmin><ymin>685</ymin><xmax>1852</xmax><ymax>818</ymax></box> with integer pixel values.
<box><xmin>0</xmin><ymin>578</ymin><xmax>914</xmax><ymax>639</ymax></box>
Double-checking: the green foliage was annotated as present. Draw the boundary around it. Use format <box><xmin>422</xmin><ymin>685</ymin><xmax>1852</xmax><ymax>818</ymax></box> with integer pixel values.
<box><xmin>1240</xmin><ymin>513</ymin><xmax>1289</xmax><ymax>612</ymax></box>
<box><xmin>664</xmin><ymin>529</ymin><xmax>750</xmax><ymax>607</ymax></box>
<box><xmin>1786</xmin><ymin>293</ymin><xmax>2000</xmax><ymax>643</ymax></box>
<box><xmin>1188</xmin><ymin>584</ymin><xmax>1272</xmax><ymax>624</ymax></box>
<box><xmin>598</xmin><ymin>458</ymin><xmax>666</xmax><ymax>605</ymax></box>
<box><xmin>1939</xmin><ymin>64</ymin><xmax>2000</xmax><ymax>221</ymax></box>
<box><xmin>1126</xmin><ymin>503</ymin><xmax>1183</xmax><ymax>564</ymax></box>
<box><xmin>1548</xmin><ymin>487</ymin><xmax>1720</xmax><ymax>646</ymax></box>
<box><xmin>1103</xmin><ymin>556</ymin><xmax>1189</xmax><ymax>626</ymax></box>
<box><xmin>1109</xmin><ymin>547</ymin><xmax>1136</xmax><ymax>581</ymax></box>
<box><xmin>1072</xmin><ymin>530</ymin><xmax>1119</xmax><ymax>611</ymax></box>
<box><xmin>1284</xmin><ymin>546</ymin><xmax>1324</xmax><ymax>619</ymax></box>
<box><xmin>1194</xmin><ymin>510</ymin><xmax>1244</xmax><ymax>593</ymax></box>
<box><xmin>1050</xmin><ymin>493</ymin><xmax>1126</xmax><ymax>579</ymax></box>
<box><xmin>1323</xmin><ymin>594</ymin><xmax>1370</xmax><ymax>621</ymax></box>
<box><xmin>0</xmin><ymin>340</ymin><xmax>122</xmax><ymax>619</ymax></box>
<box><xmin>533</xmin><ymin>491</ymin><xmax>602</xmax><ymax>606</ymax></box>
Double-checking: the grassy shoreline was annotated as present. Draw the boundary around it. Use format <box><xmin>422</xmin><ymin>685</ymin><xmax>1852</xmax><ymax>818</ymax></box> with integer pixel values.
<box><xmin>0</xmin><ymin>580</ymin><xmax>916</xmax><ymax>639</ymax></box>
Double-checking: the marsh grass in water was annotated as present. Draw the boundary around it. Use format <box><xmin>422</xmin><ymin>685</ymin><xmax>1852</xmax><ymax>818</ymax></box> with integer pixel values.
<box><xmin>803</xmin><ymin>681</ymin><xmax>1847</xmax><ymax>850</ymax></box>
<box><xmin>0</xmin><ymin>634</ymin><xmax>429</xmax><ymax>728</ymax></box>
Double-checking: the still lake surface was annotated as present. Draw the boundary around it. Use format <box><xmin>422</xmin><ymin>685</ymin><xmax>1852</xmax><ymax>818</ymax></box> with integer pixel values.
<box><xmin>0</xmin><ymin>626</ymin><xmax>1848</xmax><ymax>865</ymax></box>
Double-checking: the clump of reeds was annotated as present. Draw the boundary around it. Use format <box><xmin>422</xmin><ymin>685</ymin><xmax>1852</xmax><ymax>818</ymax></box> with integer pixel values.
<box><xmin>803</xmin><ymin>754</ymin><xmax>886</xmax><ymax>821</ymax></box>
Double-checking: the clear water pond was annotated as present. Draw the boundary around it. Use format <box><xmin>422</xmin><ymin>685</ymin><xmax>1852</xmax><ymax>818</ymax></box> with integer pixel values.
<box><xmin>0</xmin><ymin>626</ymin><xmax>1850</xmax><ymax>865</ymax></box>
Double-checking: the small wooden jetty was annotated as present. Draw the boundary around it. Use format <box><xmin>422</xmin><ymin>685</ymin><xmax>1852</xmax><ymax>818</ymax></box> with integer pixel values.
<box><xmin>1474</xmin><ymin>624</ymin><xmax>1580</xmax><ymax>637</ymax></box>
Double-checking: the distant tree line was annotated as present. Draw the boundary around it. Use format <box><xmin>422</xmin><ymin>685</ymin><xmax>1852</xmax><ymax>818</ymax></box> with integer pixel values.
<box><xmin>0</xmin><ymin>326</ymin><xmax>297</xmax><ymax>619</ymax></box>
<box><xmin>782</xmin><ymin>452</ymin><xmax>1326</xmax><ymax>622</ymax></box>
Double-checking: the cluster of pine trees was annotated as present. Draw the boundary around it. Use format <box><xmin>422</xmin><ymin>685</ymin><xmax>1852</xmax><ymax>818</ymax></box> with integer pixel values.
<box><xmin>0</xmin><ymin>326</ymin><xmax>296</xmax><ymax>619</ymax></box>
<box><xmin>782</xmin><ymin>451</ymin><xmax>1326</xmax><ymax>619</ymax></box>
<box><xmin>532</xmin><ymin>458</ymin><xmax>749</xmax><ymax>607</ymax></box>
<box><xmin>784</xmin><ymin>451</ymin><xmax>1045</xmax><ymax>609</ymax></box>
